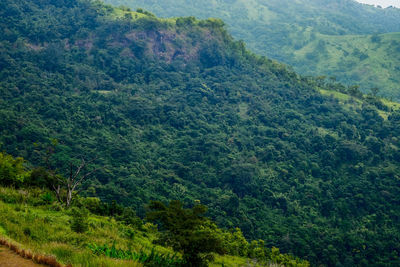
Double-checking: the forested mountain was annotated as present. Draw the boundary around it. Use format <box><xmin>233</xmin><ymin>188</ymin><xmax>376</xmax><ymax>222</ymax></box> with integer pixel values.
<box><xmin>1</xmin><ymin>0</ymin><xmax>400</xmax><ymax>266</ymax></box>
<box><xmin>104</xmin><ymin>0</ymin><xmax>400</xmax><ymax>100</ymax></box>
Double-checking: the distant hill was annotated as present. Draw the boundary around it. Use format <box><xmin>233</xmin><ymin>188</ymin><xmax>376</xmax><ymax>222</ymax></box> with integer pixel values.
<box><xmin>1</xmin><ymin>0</ymin><xmax>400</xmax><ymax>266</ymax></box>
<box><xmin>292</xmin><ymin>32</ymin><xmax>400</xmax><ymax>98</ymax></box>
<box><xmin>104</xmin><ymin>0</ymin><xmax>400</xmax><ymax>100</ymax></box>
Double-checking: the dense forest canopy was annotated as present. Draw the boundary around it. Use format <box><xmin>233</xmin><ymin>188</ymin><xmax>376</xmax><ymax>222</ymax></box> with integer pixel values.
<box><xmin>1</xmin><ymin>0</ymin><xmax>400</xmax><ymax>266</ymax></box>
<box><xmin>104</xmin><ymin>0</ymin><xmax>400</xmax><ymax>100</ymax></box>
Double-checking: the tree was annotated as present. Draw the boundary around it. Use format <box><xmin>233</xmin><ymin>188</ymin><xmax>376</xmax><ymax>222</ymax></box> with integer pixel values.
<box><xmin>34</xmin><ymin>142</ymin><xmax>98</xmax><ymax>207</ymax></box>
<box><xmin>70</xmin><ymin>207</ymin><xmax>89</xmax><ymax>233</ymax></box>
<box><xmin>38</xmin><ymin>141</ymin><xmax>99</xmax><ymax>207</ymax></box>
<box><xmin>64</xmin><ymin>158</ymin><xmax>99</xmax><ymax>207</ymax></box>
<box><xmin>147</xmin><ymin>200</ymin><xmax>225</xmax><ymax>266</ymax></box>
<box><xmin>0</xmin><ymin>152</ymin><xmax>31</xmax><ymax>187</ymax></box>
<box><xmin>348</xmin><ymin>85</ymin><xmax>363</xmax><ymax>98</ymax></box>
<box><xmin>370</xmin><ymin>87</ymin><xmax>379</xmax><ymax>97</ymax></box>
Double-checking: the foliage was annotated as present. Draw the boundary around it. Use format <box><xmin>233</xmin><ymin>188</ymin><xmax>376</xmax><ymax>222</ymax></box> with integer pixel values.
<box><xmin>70</xmin><ymin>207</ymin><xmax>89</xmax><ymax>233</ymax></box>
<box><xmin>0</xmin><ymin>185</ymin><xmax>306</xmax><ymax>266</ymax></box>
<box><xmin>0</xmin><ymin>152</ymin><xmax>31</xmax><ymax>186</ymax></box>
<box><xmin>290</xmin><ymin>32</ymin><xmax>400</xmax><ymax>100</ymax></box>
<box><xmin>104</xmin><ymin>0</ymin><xmax>400</xmax><ymax>100</ymax></box>
<box><xmin>0</xmin><ymin>153</ymin><xmax>306</xmax><ymax>266</ymax></box>
<box><xmin>147</xmin><ymin>200</ymin><xmax>309</xmax><ymax>266</ymax></box>
<box><xmin>147</xmin><ymin>200</ymin><xmax>224</xmax><ymax>266</ymax></box>
<box><xmin>0</xmin><ymin>191</ymin><xmax>145</xmax><ymax>266</ymax></box>
<box><xmin>29</xmin><ymin>167</ymin><xmax>53</xmax><ymax>189</ymax></box>
<box><xmin>88</xmin><ymin>242</ymin><xmax>182</xmax><ymax>266</ymax></box>
<box><xmin>41</xmin><ymin>192</ymin><xmax>54</xmax><ymax>204</ymax></box>
<box><xmin>0</xmin><ymin>0</ymin><xmax>399</xmax><ymax>266</ymax></box>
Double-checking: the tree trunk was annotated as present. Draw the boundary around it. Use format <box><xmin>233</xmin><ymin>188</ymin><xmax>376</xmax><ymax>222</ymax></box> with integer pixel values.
<box><xmin>52</xmin><ymin>184</ymin><xmax>62</xmax><ymax>203</ymax></box>
<box><xmin>66</xmin><ymin>184</ymin><xmax>73</xmax><ymax>207</ymax></box>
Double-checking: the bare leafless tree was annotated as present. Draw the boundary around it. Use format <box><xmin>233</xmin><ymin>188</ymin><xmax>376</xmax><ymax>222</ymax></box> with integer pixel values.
<box><xmin>38</xmin><ymin>140</ymin><xmax>99</xmax><ymax>207</ymax></box>
<box><xmin>65</xmin><ymin>158</ymin><xmax>99</xmax><ymax>207</ymax></box>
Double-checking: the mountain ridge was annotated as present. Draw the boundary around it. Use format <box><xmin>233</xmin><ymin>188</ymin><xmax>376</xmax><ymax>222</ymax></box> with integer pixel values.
<box><xmin>1</xmin><ymin>0</ymin><xmax>400</xmax><ymax>266</ymax></box>
<box><xmin>104</xmin><ymin>0</ymin><xmax>400</xmax><ymax>100</ymax></box>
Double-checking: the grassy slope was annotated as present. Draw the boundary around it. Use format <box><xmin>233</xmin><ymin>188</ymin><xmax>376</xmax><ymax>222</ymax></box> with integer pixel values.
<box><xmin>0</xmin><ymin>188</ymin><xmax>148</xmax><ymax>266</ymax></box>
<box><xmin>0</xmin><ymin>187</ymin><xmax>275</xmax><ymax>267</ymax></box>
<box><xmin>294</xmin><ymin>32</ymin><xmax>400</xmax><ymax>100</ymax></box>
<box><xmin>319</xmin><ymin>87</ymin><xmax>400</xmax><ymax>119</ymax></box>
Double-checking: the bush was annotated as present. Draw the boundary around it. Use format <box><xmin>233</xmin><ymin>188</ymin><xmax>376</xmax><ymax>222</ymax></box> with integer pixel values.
<box><xmin>28</xmin><ymin>167</ymin><xmax>53</xmax><ymax>189</ymax></box>
<box><xmin>41</xmin><ymin>192</ymin><xmax>54</xmax><ymax>205</ymax></box>
<box><xmin>0</xmin><ymin>152</ymin><xmax>31</xmax><ymax>187</ymax></box>
<box><xmin>82</xmin><ymin>197</ymin><xmax>101</xmax><ymax>213</ymax></box>
<box><xmin>147</xmin><ymin>200</ymin><xmax>225</xmax><ymax>266</ymax></box>
<box><xmin>50</xmin><ymin>202</ymin><xmax>63</xmax><ymax>211</ymax></box>
<box><xmin>70</xmin><ymin>207</ymin><xmax>89</xmax><ymax>233</ymax></box>
<box><xmin>23</xmin><ymin>227</ymin><xmax>31</xmax><ymax>237</ymax></box>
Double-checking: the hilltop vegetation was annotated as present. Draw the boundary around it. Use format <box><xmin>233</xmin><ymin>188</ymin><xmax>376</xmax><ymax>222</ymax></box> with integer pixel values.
<box><xmin>1</xmin><ymin>0</ymin><xmax>400</xmax><ymax>266</ymax></box>
<box><xmin>105</xmin><ymin>0</ymin><xmax>400</xmax><ymax>99</ymax></box>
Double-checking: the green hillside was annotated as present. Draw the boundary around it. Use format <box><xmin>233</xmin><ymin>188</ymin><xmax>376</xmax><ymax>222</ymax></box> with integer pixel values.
<box><xmin>0</xmin><ymin>191</ymin><xmax>305</xmax><ymax>267</ymax></box>
<box><xmin>104</xmin><ymin>0</ymin><xmax>400</xmax><ymax>100</ymax></box>
<box><xmin>1</xmin><ymin>0</ymin><xmax>400</xmax><ymax>266</ymax></box>
<box><xmin>292</xmin><ymin>32</ymin><xmax>400</xmax><ymax>99</ymax></box>
<box><xmin>0</xmin><ymin>153</ymin><xmax>308</xmax><ymax>266</ymax></box>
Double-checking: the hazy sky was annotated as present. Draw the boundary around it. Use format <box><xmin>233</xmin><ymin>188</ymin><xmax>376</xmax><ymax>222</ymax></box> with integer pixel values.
<box><xmin>355</xmin><ymin>0</ymin><xmax>400</xmax><ymax>7</ymax></box>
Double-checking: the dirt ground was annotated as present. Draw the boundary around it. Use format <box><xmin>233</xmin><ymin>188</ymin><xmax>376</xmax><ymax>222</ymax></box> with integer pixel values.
<box><xmin>0</xmin><ymin>246</ymin><xmax>47</xmax><ymax>267</ymax></box>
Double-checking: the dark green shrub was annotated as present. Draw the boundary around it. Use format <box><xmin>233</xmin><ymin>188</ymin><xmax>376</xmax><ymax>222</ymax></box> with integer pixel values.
<box><xmin>147</xmin><ymin>200</ymin><xmax>225</xmax><ymax>266</ymax></box>
<box><xmin>125</xmin><ymin>228</ymin><xmax>135</xmax><ymax>240</ymax></box>
<box><xmin>41</xmin><ymin>192</ymin><xmax>54</xmax><ymax>204</ymax></box>
<box><xmin>28</xmin><ymin>167</ymin><xmax>51</xmax><ymax>188</ymax></box>
<box><xmin>23</xmin><ymin>227</ymin><xmax>31</xmax><ymax>237</ymax></box>
<box><xmin>70</xmin><ymin>207</ymin><xmax>89</xmax><ymax>233</ymax></box>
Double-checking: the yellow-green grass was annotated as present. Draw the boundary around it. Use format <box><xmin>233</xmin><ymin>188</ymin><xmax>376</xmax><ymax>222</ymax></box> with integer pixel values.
<box><xmin>0</xmin><ymin>187</ymin><xmax>244</xmax><ymax>266</ymax></box>
<box><xmin>318</xmin><ymin>88</ymin><xmax>362</xmax><ymax>111</ymax></box>
<box><xmin>0</xmin><ymin>224</ymin><xmax>6</xmax><ymax>235</ymax></box>
<box><xmin>318</xmin><ymin>89</ymin><xmax>363</xmax><ymax>114</ymax></box>
<box><xmin>110</xmin><ymin>6</ymin><xmax>177</xmax><ymax>25</ymax></box>
<box><xmin>0</xmin><ymin>186</ymin><xmax>309</xmax><ymax>266</ymax></box>
<box><xmin>211</xmin><ymin>254</ymin><xmax>276</xmax><ymax>267</ymax></box>
<box><xmin>381</xmin><ymin>98</ymin><xmax>400</xmax><ymax>111</ymax></box>
<box><xmin>0</xmin><ymin>187</ymin><xmax>176</xmax><ymax>266</ymax></box>
<box><xmin>110</xmin><ymin>8</ymin><xmax>147</xmax><ymax>20</ymax></box>
<box><xmin>318</xmin><ymin>88</ymin><xmax>400</xmax><ymax>120</ymax></box>
<box><xmin>319</xmin><ymin>89</ymin><xmax>356</xmax><ymax>103</ymax></box>
<box><xmin>0</xmin><ymin>201</ymin><xmax>146</xmax><ymax>266</ymax></box>
<box><xmin>95</xmin><ymin>90</ymin><xmax>113</xmax><ymax>95</ymax></box>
